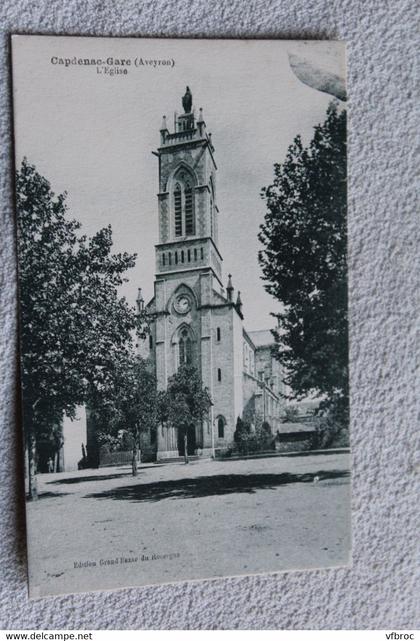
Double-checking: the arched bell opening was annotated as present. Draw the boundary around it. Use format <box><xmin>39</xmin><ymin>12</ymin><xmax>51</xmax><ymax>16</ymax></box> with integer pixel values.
<box><xmin>170</xmin><ymin>165</ymin><xmax>197</xmax><ymax>239</ymax></box>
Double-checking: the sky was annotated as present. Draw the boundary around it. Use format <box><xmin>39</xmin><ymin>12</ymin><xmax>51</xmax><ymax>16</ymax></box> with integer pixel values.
<box><xmin>12</xmin><ymin>36</ymin><xmax>345</xmax><ymax>332</ymax></box>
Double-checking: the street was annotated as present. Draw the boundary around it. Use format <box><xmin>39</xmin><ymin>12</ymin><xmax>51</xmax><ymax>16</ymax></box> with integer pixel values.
<box><xmin>26</xmin><ymin>451</ymin><xmax>351</xmax><ymax>597</ymax></box>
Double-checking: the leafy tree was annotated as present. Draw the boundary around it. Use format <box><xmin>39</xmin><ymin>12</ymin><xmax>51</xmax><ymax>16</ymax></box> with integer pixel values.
<box><xmin>282</xmin><ymin>406</ymin><xmax>300</xmax><ymax>423</ymax></box>
<box><xmin>258</xmin><ymin>104</ymin><xmax>348</xmax><ymax>426</ymax></box>
<box><xmin>16</xmin><ymin>159</ymin><xmax>139</xmax><ymax>498</ymax></box>
<box><xmin>233</xmin><ymin>416</ymin><xmax>273</xmax><ymax>455</ymax></box>
<box><xmin>312</xmin><ymin>409</ymin><xmax>350</xmax><ymax>450</ymax></box>
<box><xmin>233</xmin><ymin>416</ymin><xmax>249</xmax><ymax>444</ymax></box>
<box><xmin>261</xmin><ymin>421</ymin><xmax>272</xmax><ymax>435</ymax></box>
<box><xmin>233</xmin><ymin>416</ymin><xmax>250</xmax><ymax>455</ymax></box>
<box><xmin>91</xmin><ymin>354</ymin><xmax>158</xmax><ymax>476</ymax></box>
<box><xmin>163</xmin><ymin>365</ymin><xmax>212</xmax><ymax>463</ymax></box>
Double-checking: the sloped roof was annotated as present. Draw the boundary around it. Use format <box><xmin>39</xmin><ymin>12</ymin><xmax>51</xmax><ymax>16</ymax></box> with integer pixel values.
<box><xmin>276</xmin><ymin>422</ymin><xmax>316</xmax><ymax>434</ymax></box>
<box><xmin>247</xmin><ymin>329</ymin><xmax>275</xmax><ymax>347</ymax></box>
<box><xmin>145</xmin><ymin>297</ymin><xmax>156</xmax><ymax>313</ymax></box>
<box><xmin>212</xmin><ymin>289</ymin><xmax>228</xmax><ymax>304</ymax></box>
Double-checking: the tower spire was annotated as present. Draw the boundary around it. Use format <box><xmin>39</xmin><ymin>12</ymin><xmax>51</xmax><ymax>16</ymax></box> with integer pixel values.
<box><xmin>160</xmin><ymin>115</ymin><xmax>168</xmax><ymax>144</ymax></box>
<box><xmin>236</xmin><ymin>290</ymin><xmax>243</xmax><ymax>318</ymax></box>
<box><xmin>136</xmin><ymin>287</ymin><xmax>144</xmax><ymax>313</ymax></box>
<box><xmin>226</xmin><ymin>274</ymin><xmax>234</xmax><ymax>302</ymax></box>
<box><xmin>197</xmin><ymin>107</ymin><xmax>206</xmax><ymax>137</ymax></box>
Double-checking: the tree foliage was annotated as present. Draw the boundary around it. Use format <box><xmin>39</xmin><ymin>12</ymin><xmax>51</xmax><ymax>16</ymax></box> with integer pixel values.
<box><xmin>16</xmin><ymin>159</ymin><xmax>139</xmax><ymax>495</ymax></box>
<box><xmin>258</xmin><ymin>104</ymin><xmax>348</xmax><ymax>421</ymax></box>
<box><xmin>282</xmin><ymin>406</ymin><xmax>300</xmax><ymax>423</ymax></box>
<box><xmin>162</xmin><ymin>365</ymin><xmax>212</xmax><ymax>462</ymax></box>
<box><xmin>234</xmin><ymin>416</ymin><xmax>249</xmax><ymax>444</ymax></box>
<box><xmin>90</xmin><ymin>354</ymin><xmax>158</xmax><ymax>475</ymax></box>
<box><xmin>233</xmin><ymin>415</ymin><xmax>273</xmax><ymax>455</ymax></box>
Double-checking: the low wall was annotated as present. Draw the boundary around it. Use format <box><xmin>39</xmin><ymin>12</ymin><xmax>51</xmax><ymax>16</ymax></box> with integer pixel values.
<box><xmin>99</xmin><ymin>450</ymin><xmax>141</xmax><ymax>468</ymax></box>
<box><xmin>274</xmin><ymin>430</ymin><xmax>316</xmax><ymax>453</ymax></box>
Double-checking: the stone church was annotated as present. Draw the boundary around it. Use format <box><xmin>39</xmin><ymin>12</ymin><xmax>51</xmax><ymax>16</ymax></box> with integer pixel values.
<box><xmin>137</xmin><ymin>88</ymin><xmax>285</xmax><ymax>460</ymax></box>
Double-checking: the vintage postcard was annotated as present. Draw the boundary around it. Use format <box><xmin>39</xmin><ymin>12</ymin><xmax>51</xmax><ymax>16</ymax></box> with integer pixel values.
<box><xmin>11</xmin><ymin>35</ymin><xmax>350</xmax><ymax>597</ymax></box>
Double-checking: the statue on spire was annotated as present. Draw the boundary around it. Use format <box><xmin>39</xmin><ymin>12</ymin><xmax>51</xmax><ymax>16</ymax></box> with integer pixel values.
<box><xmin>182</xmin><ymin>86</ymin><xmax>192</xmax><ymax>114</ymax></box>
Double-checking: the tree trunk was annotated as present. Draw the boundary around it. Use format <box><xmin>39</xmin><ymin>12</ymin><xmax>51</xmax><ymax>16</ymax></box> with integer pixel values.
<box><xmin>184</xmin><ymin>430</ymin><xmax>189</xmax><ymax>464</ymax></box>
<box><xmin>132</xmin><ymin>425</ymin><xmax>139</xmax><ymax>476</ymax></box>
<box><xmin>132</xmin><ymin>442</ymin><xmax>138</xmax><ymax>476</ymax></box>
<box><xmin>27</xmin><ymin>429</ymin><xmax>38</xmax><ymax>501</ymax></box>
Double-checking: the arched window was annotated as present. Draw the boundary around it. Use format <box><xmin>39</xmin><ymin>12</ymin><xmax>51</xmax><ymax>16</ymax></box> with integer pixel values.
<box><xmin>179</xmin><ymin>328</ymin><xmax>193</xmax><ymax>366</ymax></box>
<box><xmin>217</xmin><ymin>417</ymin><xmax>225</xmax><ymax>439</ymax></box>
<box><xmin>174</xmin><ymin>182</ymin><xmax>182</xmax><ymax>236</ymax></box>
<box><xmin>185</xmin><ymin>182</ymin><xmax>194</xmax><ymax>235</ymax></box>
<box><xmin>172</xmin><ymin>170</ymin><xmax>196</xmax><ymax>237</ymax></box>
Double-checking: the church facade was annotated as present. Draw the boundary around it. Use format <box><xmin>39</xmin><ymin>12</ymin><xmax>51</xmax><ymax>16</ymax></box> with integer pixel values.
<box><xmin>138</xmin><ymin>89</ymin><xmax>285</xmax><ymax>460</ymax></box>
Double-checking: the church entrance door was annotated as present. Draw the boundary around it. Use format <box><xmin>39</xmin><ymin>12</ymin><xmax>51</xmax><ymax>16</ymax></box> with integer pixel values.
<box><xmin>177</xmin><ymin>424</ymin><xmax>197</xmax><ymax>456</ymax></box>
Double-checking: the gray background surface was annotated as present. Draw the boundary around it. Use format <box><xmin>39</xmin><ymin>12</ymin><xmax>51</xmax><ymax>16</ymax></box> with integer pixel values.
<box><xmin>0</xmin><ymin>0</ymin><xmax>418</xmax><ymax>630</ymax></box>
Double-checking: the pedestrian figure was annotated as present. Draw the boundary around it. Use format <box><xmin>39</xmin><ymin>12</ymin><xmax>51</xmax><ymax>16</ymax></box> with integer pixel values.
<box><xmin>47</xmin><ymin>456</ymin><xmax>54</xmax><ymax>473</ymax></box>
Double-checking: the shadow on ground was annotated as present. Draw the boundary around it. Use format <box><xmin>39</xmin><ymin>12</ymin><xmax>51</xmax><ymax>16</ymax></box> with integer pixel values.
<box><xmin>84</xmin><ymin>470</ymin><xmax>350</xmax><ymax>503</ymax></box>
<box><xmin>47</xmin><ymin>473</ymin><xmax>132</xmax><ymax>485</ymax></box>
<box><xmin>47</xmin><ymin>466</ymin><xmax>166</xmax><ymax>485</ymax></box>
<box><xmin>30</xmin><ymin>491</ymin><xmax>70</xmax><ymax>500</ymax></box>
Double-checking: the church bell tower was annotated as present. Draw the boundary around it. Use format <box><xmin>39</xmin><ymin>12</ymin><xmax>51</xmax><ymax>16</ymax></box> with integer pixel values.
<box><xmin>150</xmin><ymin>87</ymin><xmax>243</xmax><ymax>460</ymax></box>
<box><xmin>154</xmin><ymin>86</ymin><xmax>222</xmax><ymax>285</ymax></box>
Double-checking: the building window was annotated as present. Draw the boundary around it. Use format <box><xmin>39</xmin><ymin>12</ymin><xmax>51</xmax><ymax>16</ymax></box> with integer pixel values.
<box><xmin>217</xmin><ymin>327</ymin><xmax>221</xmax><ymax>341</ymax></box>
<box><xmin>175</xmin><ymin>251</ymin><xmax>178</xmax><ymax>264</ymax></box>
<box><xmin>179</xmin><ymin>328</ymin><xmax>193</xmax><ymax>366</ymax></box>
<box><xmin>149</xmin><ymin>334</ymin><xmax>153</xmax><ymax>349</ymax></box>
<box><xmin>187</xmin><ymin>249</ymin><xmax>191</xmax><ymax>262</ymax></box>
<box><xmin>200</xmin><ymin>247</ymin><xmax>204</xmax><ymax>260</ymax></box>
<box><xmin>181</xmin><ymin>250</ymin><xmax>184</xmax><ymax>263</ymax></box>
<box><xmin>194</xmin><ymin>248</ymin><xmax>197</xmax><ymax>261</ymax></box>
<box><xmin>217</xmin><ymin>417</ymin><xmax>225</xmax><ymax>439</ymax></box>
<box><xmin>168</xmin><ymin>252</ymin><xmax>172</xmax><ymax>265</ymax></box>
<box><xmin>217</xmin><ymin>368</ymin><xmax>222</xmax><ymax>382</ymax></box>
<box><xmin>162</xmin><ymin>253</ymin><xmax>166</xmax><ymax>266</ymax></box>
